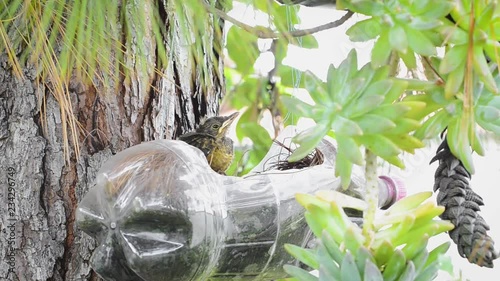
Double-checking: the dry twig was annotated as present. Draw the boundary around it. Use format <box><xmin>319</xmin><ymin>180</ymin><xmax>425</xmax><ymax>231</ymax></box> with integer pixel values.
<box><xmin>203</xmin><ymin>2</ymin><xmax>354</xmax><ymax>39</ymax></box>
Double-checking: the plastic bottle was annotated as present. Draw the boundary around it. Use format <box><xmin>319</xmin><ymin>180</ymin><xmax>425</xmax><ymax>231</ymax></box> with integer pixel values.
<box><xmin>76</xmin><ymin>127</ymin><xmax>405</xmax><ymax>281</ymax></box>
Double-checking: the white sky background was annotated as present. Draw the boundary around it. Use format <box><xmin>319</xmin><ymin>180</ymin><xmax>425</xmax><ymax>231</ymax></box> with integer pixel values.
<box><xmin>228</xmin><ymin>3</ymin><xmax>500</xmax><ymax>280</ymax></box>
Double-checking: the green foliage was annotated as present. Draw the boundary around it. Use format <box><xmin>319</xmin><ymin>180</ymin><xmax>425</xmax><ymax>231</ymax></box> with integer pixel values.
<box><xmin>2</xmin><ymin>0</ymin><xmax>500</xmax><ymax>277</ymax></box>
<box><xmin>477</xmin><ymin>73</ymin><xmax>500</xmax><ymax>136</ymax></box>
<box><xmin>223</xmin><ymin>0</ymin><xmax>499</xmax><ymax>190</ymax></box>
<box><xmin>226</xmin><ymin>26</ymin><xmax>260</xmax><ymax>75</ymax></box>
<box><xmin>0</xmin><ymin>0</ymin><xmax>172</xmax><ymax>85</ymax></box>
<box><xmin>341</xmin><ymin>0</ymin><xmax>500</xmax><ymax>174</ymax></box>
<box><xmin>0</xmin><ymin>0</ymin><xmax>222</xmax><ymax>159</ymax></box>
<box><xmin>405</xmin><ymin>67</ymin><xmax>500</xmax><ymax>173</ymax></box>
<box><xmin>252</xmin><ymin>0</ymin><xmax>500</xmax><ymax>179</ymax></box>
<box><xmin>223</xmin><ymin>1</ymin><xmax>321</xmax><ymax>175</ymax></box>
<box><xmin>445</xmin><ymin>0</ymin><xmax>500</xmax><ymax>94</ymax></box>
<box><xmin>345</xmin><ymin>0</ymin><xmax>454</xmax><ymax>68</ymax></box>
<box><xmin>224</xmin><ymin>63</ymin><xmax>277</xmax><ymax>175</ymax></box>
<box><xmin>283</xmin><ymin>50</ymin><xmax>425</xmax><ymax>187</ymax></box>
<box><xmin>284</xmin><ymin>191</ymin><xmax>454</xmax><ymax>281</ymax></box>
<box><xmin>223</xmin><ymin>1</ymin><xmax>499</xmax><ymax>275</ymax></box>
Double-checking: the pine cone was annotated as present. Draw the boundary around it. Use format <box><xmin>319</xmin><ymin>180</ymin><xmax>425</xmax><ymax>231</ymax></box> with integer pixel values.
<box><xmin>431</xmin><ymin>138</ymin><xmax>498</xmax><ymax>267</ymax></box>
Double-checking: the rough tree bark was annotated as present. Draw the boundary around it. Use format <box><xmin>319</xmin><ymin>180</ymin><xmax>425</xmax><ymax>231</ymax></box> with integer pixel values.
<box><xmin>0</xmin><ymin>1</ymin><xmax>224</xmax><ymax>280</ymax></box>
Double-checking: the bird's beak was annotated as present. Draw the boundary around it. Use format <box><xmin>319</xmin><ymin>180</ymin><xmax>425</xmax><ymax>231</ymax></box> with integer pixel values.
<box><xmin>219</xmin><ymin>112</ymin><xmax>239</xmax><ymax>135</ymax></box>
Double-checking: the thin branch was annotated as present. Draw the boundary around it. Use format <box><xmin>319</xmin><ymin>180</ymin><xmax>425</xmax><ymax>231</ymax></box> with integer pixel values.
<box><xmin>279</xmin><ymin>10</ymin><xmax>354</xmax><ymax>37</ymax></box>
<box><xmin>203</xmin><ymin>1</ymin><xmax>354</xmax><ymax>39</ymax></box>
<box><xmin>422</xmin><ymin>56</ymin><xmax>445</xmax><ymax>84</ymax></box>
<box><xmin>268</xmin><ymin>39</ymin><xmax>281</xmax><ymax>138</ymax></box>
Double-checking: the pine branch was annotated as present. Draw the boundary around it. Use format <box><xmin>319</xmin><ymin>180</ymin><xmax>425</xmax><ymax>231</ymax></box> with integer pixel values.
<box><xmin>202</xmin><ymin>1</ymin><xmax>354</xmax><ymax>39</ymax></box>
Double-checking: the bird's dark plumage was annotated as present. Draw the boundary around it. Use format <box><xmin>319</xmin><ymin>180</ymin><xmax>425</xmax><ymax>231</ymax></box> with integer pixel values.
<box><xmin>178</xmin><ymin>112</ymin><xmax>238</xmax><ymax>174</ymax></box>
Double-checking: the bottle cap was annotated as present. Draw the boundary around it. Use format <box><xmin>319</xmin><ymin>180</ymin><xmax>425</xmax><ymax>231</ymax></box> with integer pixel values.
<box><xmin>378</xmin><ymin>175</ymin><xmax>406</xmax><ymax>209</ymax></box>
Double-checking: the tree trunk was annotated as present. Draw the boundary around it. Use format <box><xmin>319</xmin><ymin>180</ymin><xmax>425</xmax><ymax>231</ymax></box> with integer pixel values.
<box><xmin>0</xmin><ymin>1</ymin><xmax>224</xmax><ymax>280</ymax></box>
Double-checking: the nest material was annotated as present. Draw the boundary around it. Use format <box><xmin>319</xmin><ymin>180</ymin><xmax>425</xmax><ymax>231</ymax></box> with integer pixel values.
<box><xmin>264</xmin><ymin>140</ymin><xmax>364</xmax><ymax>221</ymax></box>
<box><xmin>431</xmin><ymin>137</ymin><xmax>498</xmax><ymax>267</ymax></box>
<box><xmin>264</xmin><ymin>140</ymin><xmax>324</xmax><ymax>171</ymax></box>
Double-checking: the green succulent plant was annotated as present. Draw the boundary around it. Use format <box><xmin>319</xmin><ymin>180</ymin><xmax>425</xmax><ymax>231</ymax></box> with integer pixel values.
<box><xmin>284</xmin><ymin>191</ymin><xmax>454</xmax><ymax>281</ymax></box>
<box><xmin>282</xmin><ymin>49</ymin><xmax>432</xmax><ymax>189</ymax></box>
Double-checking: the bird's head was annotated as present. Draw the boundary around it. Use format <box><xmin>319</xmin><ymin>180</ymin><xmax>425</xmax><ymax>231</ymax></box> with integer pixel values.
<box><xmin>197</xmin><ymin>112</ymin><xmax>239</xmax><ymax>138</ymax></box>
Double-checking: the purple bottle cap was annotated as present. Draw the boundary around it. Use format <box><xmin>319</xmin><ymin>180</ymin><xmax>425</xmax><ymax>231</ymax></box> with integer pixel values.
<box><xmin>379</xmin><ymin>175</ymin><xmax>406</xmax><ymax>208</ymax></box>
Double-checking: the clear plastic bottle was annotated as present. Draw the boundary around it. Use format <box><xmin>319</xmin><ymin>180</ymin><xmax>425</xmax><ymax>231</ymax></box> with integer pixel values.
<box><xmin>76</xmin><ymin>127</ymin><xmax>405</xmax><ymax>281</ymax></box>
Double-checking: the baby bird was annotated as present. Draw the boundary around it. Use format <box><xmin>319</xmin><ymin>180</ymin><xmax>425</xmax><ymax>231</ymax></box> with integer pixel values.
<box><xmin>178</xmin><ymin>112</ymin><xmax>238</xmax><ymax>174</ymax></box>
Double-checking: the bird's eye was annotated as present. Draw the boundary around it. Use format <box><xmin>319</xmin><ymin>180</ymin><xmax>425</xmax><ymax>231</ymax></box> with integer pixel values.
<box><xmin>212</xmin><ymin>124</ymin><xmax>220</xmax><ymax>129</ymax></box>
